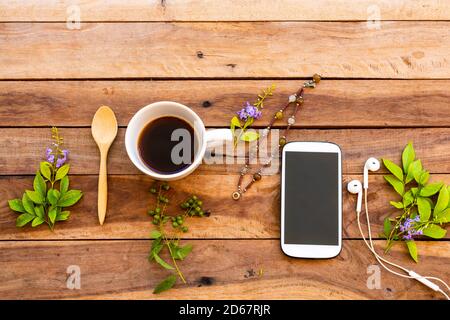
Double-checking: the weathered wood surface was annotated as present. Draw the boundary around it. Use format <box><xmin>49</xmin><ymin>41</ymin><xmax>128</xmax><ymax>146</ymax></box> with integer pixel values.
<box><xmin>0</xmin><ymin>240</ymin><xmax>447</xmax><ymax>300</ymax></box>
<box><xmin>0</xmin><ymin>174</ymin><xmax>448</xmax><ymax>240</ymax></box>
<box><xmin>0</xmin><ymin>22</ymin><xmax>449</xmax><ymax>79</ymax></box>
<box><xmin>1</xmin><ymin>128</ymin><xmax>450</xmax><ymax>175</ymax></box>
<box><xmin>1</xmin><ymin>1</ymin><xmax>449</xmax><ymax>301</ymax></box>
<box><xmin>1</xmin><ymin>80</ymin><xmax>450</xmax><ymax>127</ymax></box>
<box><xmin>1</xmin><ymin>1</ymin><xmax>449</xmax><ymax>22</ymax></box>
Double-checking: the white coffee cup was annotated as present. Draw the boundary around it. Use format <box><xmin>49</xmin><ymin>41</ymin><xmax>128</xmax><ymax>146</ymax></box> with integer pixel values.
<box><xmin>125</xmin><ymin>101</ymin><xmax>232</xmax><ymax>181</ymax></box>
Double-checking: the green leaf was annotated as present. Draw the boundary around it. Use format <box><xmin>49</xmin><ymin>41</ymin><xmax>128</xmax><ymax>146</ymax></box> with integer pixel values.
<box><xmin>419</xmin><ymin>182</ymin><xmax>443</xmax><ymax>197</ymax></box>
<box><xmin>242</xmin><ymin>117</ymin><xmax>254</xmax><ymax>130</ymax></box>
<box><xmin>406</xmin><ymin>160</ymin><xmax>422</xmax><ymax>184</ymax></box>
<box><xmin>389</xmin><ymin>201</ymin><xmax>403</xmax><ymax>209</ymax></box>
<box><xmin>435</xmin><ymin>208</ymin><xmax>450</xmax><ymax>223</ymax></box>
<box><xmin>174</xmin><ymin>244</ymin><xmax>193</xmax><ymax>260</ymax></box>
<box><xmin>417</xmin><ymin>197</ymin><xmax>431</xmax><ymax>222</ymax></box>
<box><xmin>423</xmin><ymin>224</ymin><xmax>447</xmax><ymax>239</ymax></box>
<box><xmin>418</xmin><ymin>171</ymin><xmax>430</xmax><ymax>185</ymax></box>
<box><xmin>22</xmin><ymin>193</ymin><xmax>35</xmax><ymax>215</ymax></box>
<box><xmin>434</xmin><ymin>185</ymin><xmax>449</xmax><ymax>216</ymax></box>
<box><xmin>55</xmin><ymin>164</ymin><xmax>70</xmax><ymax>181</ymax></box>
<box><xmin>402</xmin><ymin>143</ymin><xmax>415</xmax><ymax>174</ymax></box>
<box><xmin>402</xmin><ymin>191</ymin><xmax>414</xmax><ymax>207</ymax></box>
<box><xmin>57</xmin><ymin>190</ymin><xmax>82</xmax><ymax>207</ymax></box>
<box><xmin>153</xmin><ymin>274</ymin><xmax>177</xmax><ymax>294</ymax></box>
<box><xmin>47</xmin><ymin>189</ymin><xmax>61</xmax><ymax>206</ymax></box>
<box><xmin>383</xmin><ymin>175</ymin><xmax>404</xmax><ymax>196</ymax></box>
<box><xmin>240</xmin><ymin>131</ymin><xmax>259</xmax><ymax>142</ymax></box>
<box><xmin>60</xmin><ymin>176</ymin><xmax>69</xmax><ymax>194</ymax></box>
<box><xmin>447</xmin><ymin>186</ymin><xmax>450</xmax><ymax>208</ymax></box>
<box><xmin>48</xmin><ymin>206</ymin><xmax>59</xmax><ymax>224</ymax></box>
<box><xmin>383</xmin><ymin>218</ymin><xmax>392</xmax><ymax>238</ymax></box>
<box><xmin>405</xmin><ymin>240</ymin><xmax>418</xmax><ymax>263</ymax></box>
<box><xmin>31</xmin><ymin>216</ymin><xmax>45</xmax><ymax>227</ymax></box>
<box><xmin>8</xmin><ymin>199</ymin><xmax>25</xmax><ymax>213</ymax></box>
<box><xmin>34</xmin><ymin>205</ymin><xmax>45</xmax><ymax>219</ymax></box>
<box><xmin>16</xmin><ymin>213</ymin><xmax>35</xmax><ymax>227</ymax></box>
<box><xmin>382</xmin><ymin>159</ymin><xmax>403</xmax><ymax>181</ymax></box>
<box><xmin>149</xmin><ymin>237</ymin><xmax>163</xmax><ymax>261</ymax></box>
<box><xmin>150</xmin><ymin>230</ymin><xmax>162</xmax><ymax>239</ymax></box>
<box><xmin>153</xmin><ymin>253</ymin><xmax>174</xmax><ymax>270</ymax></box>
<box><xmin>40</xmin><ymin>161</ymin><xmax>52</xmax><ymax>181</ymax></box>
<box><xmin>33</xmin><ymin>171</ymin><xmax>47</xmax><ymax>199</ymax></box>
<box><xmin>448</xmin><ymin>186</ymin><xmax>450</xmax><ymax>208</ymax></box>
<box><xmin>231</xmin><ymin>116</ymin><xmax>241</xmax><ymax>128</ymax></box>
<box><xmin>25</xmin><ymin>190</ymin><xmax>44</xmax><ymax>204</ymax></box>
<box><xmin>56</xmin><ymin>211</ymin><xmax>70</xmax><ymax>221</ymax></box>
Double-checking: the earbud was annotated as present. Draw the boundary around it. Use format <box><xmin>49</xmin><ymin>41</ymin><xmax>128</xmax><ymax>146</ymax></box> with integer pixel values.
<box><xmin>347</xmin><ymin>180</ymin><xmax>363</xmax><ymax>214</ymax></box>
<box><xmin>363</xmin><ymin>157</ymin><xmax>380</xmax><ymax>189</ymax></box>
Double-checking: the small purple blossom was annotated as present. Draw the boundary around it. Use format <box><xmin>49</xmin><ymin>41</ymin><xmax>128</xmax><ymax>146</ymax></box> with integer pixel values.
<box><xmin>46</xmin><ymin>148</ymin><xmax>55</xmax><ymax>163</ymax></box>
<box><xmin>56</xmin><ymin>149</ymin><xmax>69</xmax><ymax>168</ymax></box>
<box><xmin>236</xmin><ymin>102</ymin><xmax>262</xmax><ymax>121</ymax></box>
<box><xmin>46</xmin><ymin>148</ymin><xmax>69</xmax><ymax>168</ymax></box>
<box><xmin>400</xmin><ymin>217</ymin><xmax>423</xmax><ymax>240</ymax></box>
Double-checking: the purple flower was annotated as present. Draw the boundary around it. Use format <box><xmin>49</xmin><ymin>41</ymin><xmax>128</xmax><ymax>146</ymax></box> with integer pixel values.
<box><xmin>46</xmin><ymin>148</ymin><xmax>69</xmax><ymax>167</ymax></box>
<box><xmin>56</xmin><ymin>149</ymin><xmax>69</xmax><ymax>168</ymax></box>
<box><xmin>236</xmin><ymin>102</ymin><xmax>262</xmax><ymax>121</ymax></box>
<box><xmin>46</xmin><ymin>148</ymin><xmax>55</xmax><ymax>163</ymax></box>
<box><xmin>237</xmin><ymin>108</ymin><xmax>248</xmax><ymax>121</ymax></box>
<box><xmin>400</xmin><ymin>217</ymin><xmax>422</xmax><ymax>240</ymax></box>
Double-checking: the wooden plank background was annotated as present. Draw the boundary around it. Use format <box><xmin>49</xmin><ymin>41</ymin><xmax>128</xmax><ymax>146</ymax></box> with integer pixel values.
<box><xmin>0</xmin><ymin>0</ymin><xmax>449</xmax><ymax>300</ymax></box>
<box><xmin>1</xmin><ymin>22</ymin><xmax>449</xmax><ymax>79</ymax></box>
<box><xmin>2</xmin><ymin>0</ymin><xmax>450</xmax><ymax>21</ymax></box>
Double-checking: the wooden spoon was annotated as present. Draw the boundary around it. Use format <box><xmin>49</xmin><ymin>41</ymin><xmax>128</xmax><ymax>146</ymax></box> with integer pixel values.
<box><xmin>91</xmin><ymin>106</ymin><xmax>118</xmax><ymax>225</ymax></box>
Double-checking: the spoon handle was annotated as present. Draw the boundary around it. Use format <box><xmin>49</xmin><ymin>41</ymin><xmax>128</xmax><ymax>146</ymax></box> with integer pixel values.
<box><xmin>98</xmin><ymin>148</ymin><xmax>108</xmax><ymax>225</ymax></box>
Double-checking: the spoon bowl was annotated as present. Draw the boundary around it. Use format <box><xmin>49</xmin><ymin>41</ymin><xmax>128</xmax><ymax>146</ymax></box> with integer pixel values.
<box><xmin>92</xmin><ymin>106</ymin><xmax>118</xmax><ymax>145</ymax></box>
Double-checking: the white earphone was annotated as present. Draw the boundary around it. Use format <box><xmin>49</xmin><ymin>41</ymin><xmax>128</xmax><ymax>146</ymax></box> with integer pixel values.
<box><xmin>347</xmin><ymin>180</ymin><xmax>362</xmax><ymax>214</ymax></box>
<box><xmin>363</xmin><ymin>157</ymin><xmax>380</xmax><ymax>189</ymax></box>
<box><xmin>348</xmin><ymin>158</ymin><xmax>450</xmax><ymax>300</ymax></box>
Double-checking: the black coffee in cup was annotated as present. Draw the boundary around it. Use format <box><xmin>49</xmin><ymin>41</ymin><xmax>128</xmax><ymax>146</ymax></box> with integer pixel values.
<box><xmin>138</xmin><ymin>116</ymin><xmax>195</xmax><ymax>174</ymax></box>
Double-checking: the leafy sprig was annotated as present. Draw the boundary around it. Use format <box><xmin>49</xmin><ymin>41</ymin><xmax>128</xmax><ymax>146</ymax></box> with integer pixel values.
<box><xmin>147</xmin><ymin>182</ymin><xmax>210</xmax><ymax>294</ymax></box>
<box><xmin>230</xmin><ymin>84</ymin><xmax>275</xmax><ymax>146</ymax></box>
<box><xmin>8</xmin><ymin>127</ymin><xmax>83</xmax><ymax>230</ymax></box>
<box><xmin>382</xmin><ymin>142</ymin><xmax>449</xmax><ymax>262</ymax></box>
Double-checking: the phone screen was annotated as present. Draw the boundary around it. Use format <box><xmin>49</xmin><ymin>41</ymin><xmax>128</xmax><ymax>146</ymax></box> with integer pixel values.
<box><xmin>284</xmin><ymin>151</ymin><xmax>339</xmax><ymax>245</ymax></box>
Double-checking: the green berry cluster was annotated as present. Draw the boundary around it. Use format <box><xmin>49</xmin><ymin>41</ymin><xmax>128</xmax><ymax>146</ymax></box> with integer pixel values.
<box><xmin>147</xmin><ymin>182</ymin><xmax>209</xmax><ymax>233</ymax></box>
<box><xmin>180</xmin><ymin>195</ymin><xmax>208</xmax><ymax>218</ymax></box>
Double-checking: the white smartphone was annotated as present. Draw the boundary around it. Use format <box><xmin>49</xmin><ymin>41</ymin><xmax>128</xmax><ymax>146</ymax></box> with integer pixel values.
<box><xmin>281</xmin><ymin>141</ymin><xmax>342</xmax><ymax>258</ymax></box>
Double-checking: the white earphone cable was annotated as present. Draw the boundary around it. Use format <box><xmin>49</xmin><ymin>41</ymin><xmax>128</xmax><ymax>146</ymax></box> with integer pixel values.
<box><xmin>356</xmin><ymin>191</ymin><xmax>411</xmax><ymax>278</ymax></box>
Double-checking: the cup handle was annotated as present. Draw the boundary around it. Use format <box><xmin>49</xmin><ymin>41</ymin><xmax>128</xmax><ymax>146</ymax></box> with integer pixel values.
<box><xmin>205</xmin><ymin>129</ymin><xmax>233</xmax><ymax>149</ymax></box>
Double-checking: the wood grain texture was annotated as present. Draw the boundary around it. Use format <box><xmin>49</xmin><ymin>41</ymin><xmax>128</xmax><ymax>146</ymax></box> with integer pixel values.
<box><xmin>1</xmin><ymin>0</ymin><xmax>449</xmax><ymax>22</ymax></box>
<box><xmin>1</xmin><ymin>128</ymin><xmax>450</xmax><ymax>175</ymax></box>
<box><xmin>1</xmin><ymin>80</ymin><xmax>450</xmax><ymax>127</ymax></box>
<box><xmin>0</xmin><ymin>240</ymin><xmax>448</xmax><ymax>299</ymax></box>
<box><xmin>1</xmin><ymin>174</ymin><xmax>449</xmax><ymax>240</ymax></box>
<box><xmin>0</xmin><ymin>22</ymin><xmax>449</xmax><ymax>79</ymax></box>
